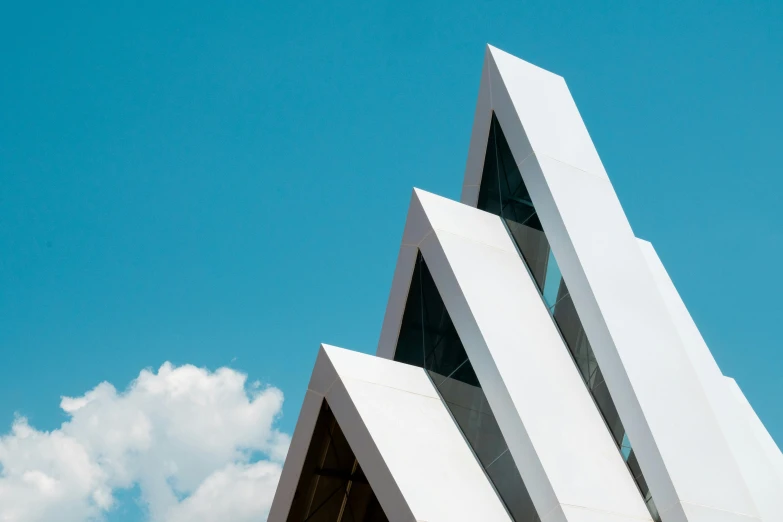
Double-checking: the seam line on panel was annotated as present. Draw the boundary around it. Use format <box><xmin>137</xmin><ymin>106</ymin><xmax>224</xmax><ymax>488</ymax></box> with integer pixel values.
<box><xmin>306</xmin><ymin>369</ymin><xmax>337</xmax><ymax>396</ymax></box>
<box><xmin>556</xmin><ymin>503</ymin><xmax>652</xmax><ymax>521</ymax></box>
<box><xmin>518</xmin><ymin>151</ymin><xmax>608</xmax><ymax>182</ymax></box>
<box><xmin>483</xmin><ymin>448</ymin><xmax>508</xmax><ymax>469</ymax></box>
<box><xmin>325</xmin><ymin>375</ymin><xmax>338</xmax><ymax>396</ymax></box>
<box><xmin>428</xmin><ymin>226</ymin><xmax>517</xmax><ymax>254</ymax></box>
<box><xmin>537</xmin><ymin>503</ymin><xmax>560</xmax><ymax>521</ymax></box>
<box><xmin>339</xmin><ymin>376</ymin><xmax>441</xmax><ymax>401</ymax></box>
<box><xmin>658</xmin><ymin>500</ymin><xmax>759</xmax><ymax>520</ymax></box>
<box><xmin>412</xmin><ymin>230</ymin><xmax>434</xmax><ymax>248</ymax></box>
<box><xmin>513</xmin><ymin>149</ymin><xmax>534</xmax><ymax>167</ymax></box>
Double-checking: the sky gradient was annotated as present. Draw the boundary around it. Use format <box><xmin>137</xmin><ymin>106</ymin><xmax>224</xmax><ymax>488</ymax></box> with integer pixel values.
<box><xmin>1</xmin><ymin>1</ymin><xmax>781</xmax><ymax>520</ymax></box>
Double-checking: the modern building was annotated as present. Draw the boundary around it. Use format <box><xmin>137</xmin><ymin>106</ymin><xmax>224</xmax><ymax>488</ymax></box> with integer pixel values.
<box><xmin>268</xmin><ymin>45</ymin><xmax>783</xmax><ymax>522</ymax></box>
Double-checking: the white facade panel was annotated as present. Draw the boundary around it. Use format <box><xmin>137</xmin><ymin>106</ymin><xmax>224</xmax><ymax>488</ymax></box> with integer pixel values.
<box><xmin>639</xmin><ymin>239</ymin><xmax>783</xmax><ymax>521</ymax></box>
<box><xmin>725</xmin><ymin>378</ymin><xmax>783</xmax><ymax>489</ymax></box>
<box><xmin>716</xmin><ymin>377</ymin><xmax>783</xmax><ymax>522</ymax></box>
<box><xmin>269</xmin><ymin>345</ymin><xmax>512</xmax><ymax>522</ymax></box>
<box><xmin>460</xmin><ymin>45</ymin><xmax>760</xmax><ymax>521</ymax></box>
<box><xmin>378</xmin><ymin>189</ymin><xmax>653</xmax><ymax>522</ymax></box>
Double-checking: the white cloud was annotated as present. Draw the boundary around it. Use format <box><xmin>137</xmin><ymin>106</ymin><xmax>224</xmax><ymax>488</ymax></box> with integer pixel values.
<box><xmin>0</xmin><ymin>363</ymin><xmax>290</xmax><ymax>522</ymax></box>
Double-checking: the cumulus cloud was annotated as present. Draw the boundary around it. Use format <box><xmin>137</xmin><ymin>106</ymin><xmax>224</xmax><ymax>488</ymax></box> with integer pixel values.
<box><xmin>0</xmin><ymin>363</ymin><xmax>290</xmax><ymax>522</ymax></box>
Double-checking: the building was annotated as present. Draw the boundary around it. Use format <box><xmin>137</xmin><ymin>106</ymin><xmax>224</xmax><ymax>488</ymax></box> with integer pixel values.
<box><xmin>267</xmin><ymin>45</ymin><xmax>783</xmax><ymax>522</ymax></box>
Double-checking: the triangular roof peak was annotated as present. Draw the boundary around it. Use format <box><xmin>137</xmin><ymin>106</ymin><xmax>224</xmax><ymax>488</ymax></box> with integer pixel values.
<box><xmin>462</xmin><ymin>45</ymin><xmax>607</xmax><ymax>207</ymax></box>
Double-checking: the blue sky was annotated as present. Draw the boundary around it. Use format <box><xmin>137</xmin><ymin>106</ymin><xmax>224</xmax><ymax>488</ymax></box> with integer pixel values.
<box><xmin>1</xmin><ymin>1</ymin><xmax>781</xmax><ymax>520</ymax></box>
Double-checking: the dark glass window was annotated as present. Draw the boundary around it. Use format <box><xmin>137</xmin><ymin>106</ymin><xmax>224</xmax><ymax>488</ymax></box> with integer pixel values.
<box><xmin>286</xmin><ymin>401</ymin><xmax>389</xmax><ymax>522</ymax></box>
<box><xmin>394</xmin><ymin>252</ymin><xmax>539</xmax><ymax>522</ymax></box>
<box><xmin>477</xmin><ymin>113</ymin><xmax>660</xmax><ymax>521</ymax></box>
<box><xmin>477</xmin><ymin>114</ymin><xmax>548</xmax><ymax>291</ymax></box>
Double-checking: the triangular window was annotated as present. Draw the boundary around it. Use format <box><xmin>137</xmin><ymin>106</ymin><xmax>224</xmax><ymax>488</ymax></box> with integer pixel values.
<box><xmin>394</xmin><ymin>252</ymin><xmax>540</xmax><ymax>522</ymax></box>
<box><xmin>286</xmin><ymin>402</ymin><xmax>389</xmax><ymax>522</ymax></box>
<box><xmin>477</xmin><ymin>113</ymin><xmax>549</xmax><ymax>291</ymax></box>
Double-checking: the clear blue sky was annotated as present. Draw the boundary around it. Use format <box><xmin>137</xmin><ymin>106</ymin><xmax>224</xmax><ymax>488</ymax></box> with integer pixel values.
<box><xmin>1</xmin><ymin>0</ymin><xmax>781</xmax><ymax>512</ymax></box>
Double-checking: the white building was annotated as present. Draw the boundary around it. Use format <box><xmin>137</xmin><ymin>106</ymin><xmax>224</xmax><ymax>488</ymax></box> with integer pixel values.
<box><xmin>268</xmin><ymin>45</ymin><xmax>783</xmax><ymax>522</ymax></box>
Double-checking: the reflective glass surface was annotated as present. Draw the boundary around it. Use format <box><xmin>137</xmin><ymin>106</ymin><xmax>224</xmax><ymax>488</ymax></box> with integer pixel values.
<box><xmin>394</xmin><ymin>252</ymin><xmax>540</xmax><ymax>522</ymax></box>
<box><xmin>477</xmin><ymin>114</ymin><xmax>548</xmax><ymax>291</ymax></box>
<box><xmin>485</xmin><ymin>450</ymin><xmax>538</xmax><ymax>522</ymax></box>
<box><xmin>477</xmin><ymin>113</ymin><xmax>660</xmax><ymax>521</ymax></box>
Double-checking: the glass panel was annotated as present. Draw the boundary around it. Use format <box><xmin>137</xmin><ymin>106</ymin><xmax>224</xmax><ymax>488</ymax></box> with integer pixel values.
<box><xmin>620</xmin><ymin>433</ymin><xmax>633</xmax><ymax>460</ymax></box>
<box><xmin>551</xmin><ymin>291</ymin><xmax>588</xmax><ymax>360</ymax></box>
<box><xmin>505</xmin><ymin>219</ymin><xmax>549</xmax><ymax>291</ymax></box>
<box><xmin>394</xmin><ymin>252</ymin><xmax>539</xmax><ymax>522</ymax></box>
<box><xmin>591</xmin><ymin>370</ymin><xmax>626</xmax><ymax>446</ymax></box>
<box><xmin>434</xmin><ymin>372</ymin><xmax>506</xmax><ymax>468</ymax></box>
<box><xmin>286</xmin><ymin>402</ymin><xmax>390</xmax><ymax>522</ymax></box>
<box><xmin>476</xmin><ymin>113</ymin><xmax>660</xmax><ymax>521</ymax></box>
<box><xmin>542</xmin><ymin>250</ymin><xmax>563</xmax><ymax>309</ymax></box>
<box><xmin>478</xmin><ymin>114</ymin><xmax>550</xmax><ymax>291</ymax></box>
<box><xmin>646</xmin><ymin>497</ymin><xmax>660</xmax><ymax>521</ymax></box>
<box><xmin>485</xmin><ymin>450</ymin><xmax>539</xmax><ymax>522</ymax></box>
<box><xmin>393</xmin><ymin>256</ymin><xmax>426</xmax><ymax>369</ymax></box>
<box><xmin>395</xmin><ymin>254</ymin><xmax>479</xmax><ymax>385</ymax></box>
